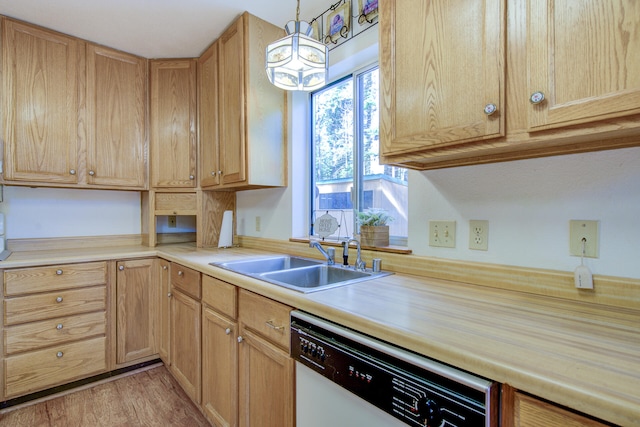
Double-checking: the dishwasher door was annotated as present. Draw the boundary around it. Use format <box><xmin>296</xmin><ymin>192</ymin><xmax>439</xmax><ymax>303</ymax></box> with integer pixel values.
<box><xmin>296</xmin><ymin>362</ymin><xmax>407</xmax><ymax>427</ymax></box>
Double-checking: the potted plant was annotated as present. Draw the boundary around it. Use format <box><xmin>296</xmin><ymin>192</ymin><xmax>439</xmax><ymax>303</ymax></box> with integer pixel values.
<box><xmin>357</xmin><ymin>209</ymin><xmax>394</xmax><ymax>247</ymax></box>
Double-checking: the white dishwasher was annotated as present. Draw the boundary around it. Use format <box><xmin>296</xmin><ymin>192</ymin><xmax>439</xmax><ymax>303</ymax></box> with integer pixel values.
<box><xmin>291</xmin><ymin>311</ymin><xmax>499</xmax><ymax>427</ymax></box>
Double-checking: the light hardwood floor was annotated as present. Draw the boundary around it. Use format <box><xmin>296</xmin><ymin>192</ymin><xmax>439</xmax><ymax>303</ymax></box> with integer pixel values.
<box><xmin>0</xmin><ymin>365</ymin><xmax>211</xmax><ymax>426</ymax></box>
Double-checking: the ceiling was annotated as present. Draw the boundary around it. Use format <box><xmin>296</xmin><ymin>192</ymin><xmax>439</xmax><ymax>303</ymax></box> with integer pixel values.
<box><xmin>0</xmin><ymin>0</ymin><xmax>332</xmax><ymax>58</ymax></box>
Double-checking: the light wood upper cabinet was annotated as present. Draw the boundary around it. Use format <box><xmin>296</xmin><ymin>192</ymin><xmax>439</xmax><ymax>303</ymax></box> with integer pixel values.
<box><xmin>86</xmin><ymin>44</ymin><xmax>147</xmax><ymax>189</ymax></box>
<box><xmin>379</xmin><ymin>0</ymin><xmax>640</xmax><ymax>170</ymax></box>
<box><xmin>2</xmin><ymin>18</ymin><xmax>81</xmax><ymax>184</ymax></box>
<box><xmin>527</xmin><ymin>0</ymin><xmax>640</xmax><ymax>131</ymax></box>
<box><xmin>150</xmin><ymin>59</ymin><xmax>197</xmax><ymax>188</ymax></box>
<box><xmin>210</xmin><ymin>12</ymin><xmax>287</xmax><ymax>189</ymax></box>
<box><xmin>379</xmin><ymin>0</ymin><xmax>505</xmax><ymax>157</ymax></box>
<box><xmin>198</xmin><ymin>41</ymin><xmax>220</xmax><ymax>188</ymax></box>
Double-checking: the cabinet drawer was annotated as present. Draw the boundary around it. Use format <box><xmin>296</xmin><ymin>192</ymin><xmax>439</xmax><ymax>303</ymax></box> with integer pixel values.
<box><xmin>202</xmin><ymin>275</ymin><xmax>237</xmax><ymax>319</ymax></box>
<box><xmin>155</xmin><ymin>192</ymin><xmax>197</xmax><ymax>214</ymax></box>
<box><xmin>238</xmin><ymin>289</ymin><xmax>291</xmax><ymax>350</ymax></box>
<box><xmin>171</xmin><ymin>263</ymin><xmax>201</xmax><ymax>300</ymax></box>
<box><xmin>4</xmin><ymin>286</ymin><xmax>107</xmax><ymax>326</ymax></box>
<box><xmin>4</xmin><ymin>262</ymin><xmax>107</xmax><ymax>296</ymax></box>
<box><xmin>4</xmin><ymin>311</ymin><xmax>106</xmax><ymax>355</ymax></box>
<box><xmin>4</xmin><ymin>336</ymin><xmax>107</xmax><ymax>398</ymax></box>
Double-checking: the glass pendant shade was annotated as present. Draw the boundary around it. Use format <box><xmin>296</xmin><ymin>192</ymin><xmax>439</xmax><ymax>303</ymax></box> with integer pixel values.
<box><xmin>266</xmin><ymin>20</ymin><xmax>328</xmax><ymax>91</ymax></box>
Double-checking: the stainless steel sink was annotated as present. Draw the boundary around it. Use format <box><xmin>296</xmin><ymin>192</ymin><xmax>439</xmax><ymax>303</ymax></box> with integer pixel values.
<box><xmin>212</xmin><ymin>255</ymin><xmax>322</xmax><ymax>274</ymax></box>
<box><xmin>210</xmin><ymin>255</ymin><xmax>392</xmax><ymax>293</ymax></box>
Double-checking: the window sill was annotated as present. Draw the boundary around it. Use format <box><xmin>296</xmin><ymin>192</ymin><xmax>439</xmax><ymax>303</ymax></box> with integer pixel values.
<box><xmin>289</xmin><ymin>238</ymin><xmax>412</xmax><ymax>255</ymax></box>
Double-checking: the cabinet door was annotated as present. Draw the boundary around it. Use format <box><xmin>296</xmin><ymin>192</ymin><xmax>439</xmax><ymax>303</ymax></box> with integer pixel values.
<box><xmin>150</xmin><ymin>59</ymin><xmax>197</xmax><ymax>188</ymax></box>
<box><xmin>86</xmin><ymin>44</ymin><xmax>147</xmax><ymax>188</ymax></box>
<box><xmin>238</xmin><ymin>328</ymin><xmax>294</xmax><ymax>427</ymax></box>
<box><xmin>116</xmin><ymin>259</ymin><xmax>155</xmax><ymax>364</ymax></box>
<box><xmin>198</xmin><ymin>41</ymin><xmax>220</xmax><ymax>188</ymax></box>
<box><xmin>202</xmin><ymin>306</ymin><xmax>238</xmax><ymax>427</ymax></box>
<box><xmin>2</xmin><ymin>19</ymin><xmax>80</xmax><ymax>184</ymax></box>
<box><xmin>379</xmin><ymin>0</ymin><xmax>504</xmax><ymax>157</ymax></box>
<box><xmin>157</xmin><ymin>259</ymin><xmax>171</xmax><ymax>365</ymax></box>
<box><xmin>218</xmin><ymin>16</ymin><xmax>247</xmax><ymax>186</ymax></box>
<box><xmin>527</xmin><ymin>0</ymin><xmax>640</xmax><ymax>131</ymax></box>
<box><xmin>170</xmin><ymin>289</ymin><xmax>201</xmax><ymax>404</ymax></box>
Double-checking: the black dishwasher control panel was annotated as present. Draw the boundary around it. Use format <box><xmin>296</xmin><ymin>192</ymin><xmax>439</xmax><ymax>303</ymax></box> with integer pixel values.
<box><xmin>291</xmin><ymin>311</ymin><xmax>498</xmax><ymax>427</ymax></box>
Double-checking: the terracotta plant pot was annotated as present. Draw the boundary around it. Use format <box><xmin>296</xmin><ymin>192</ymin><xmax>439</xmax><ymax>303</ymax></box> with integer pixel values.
<box><xmin>360</xmin><ymin>225</ymin><xmax>389</xmax><ymax>247</ymax></box>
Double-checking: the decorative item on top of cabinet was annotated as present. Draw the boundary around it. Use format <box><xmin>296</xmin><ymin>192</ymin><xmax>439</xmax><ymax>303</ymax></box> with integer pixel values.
<box><xmin>2</xmin><ymin>262</ymin><xmax>108</xmax><ymax>399</ymax></box>
<box><xmin>210</xmin><ymin>12</ymin><xmax>288</xmax><ymax>189</ymax></box>
<box><xmin>115</xmin><ymin>259</ymin><xmax>157</xmax><ymax>366</ymax></box>
<box><xmin>85</xmin><ymin>44</ymin><xmax>148</xmax><ymax>189</ymax></box>
<box><xmin>2</xmin><ymin>18</ymin><xmax>81</xmax><ymax>185</ymax></box>
<box><xmin>379</xmin><ymin>0</ymin><xmax>640</xmax><ymax>171</ymax></box>
<box><xmin>150</xmin><ymin>59</ymin><xmax>197</xmax><ymax>189</ymax></box>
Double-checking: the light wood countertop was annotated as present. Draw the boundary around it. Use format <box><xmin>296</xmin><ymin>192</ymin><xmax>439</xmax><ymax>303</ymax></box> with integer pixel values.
<box><xmin>1</xmin><ymin>243</ymin><xmax>638</xmax><ymax>426</ymax></box>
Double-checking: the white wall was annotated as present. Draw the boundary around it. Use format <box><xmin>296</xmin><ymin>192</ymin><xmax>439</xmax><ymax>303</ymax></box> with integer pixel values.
<box><xmin>0</xmin><ymin>186</ymin><xmax>141</xmax><ymax>238</ymax></box>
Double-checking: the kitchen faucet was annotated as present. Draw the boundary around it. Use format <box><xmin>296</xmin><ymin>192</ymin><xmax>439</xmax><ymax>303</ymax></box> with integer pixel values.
<box><xmin>343</xmin><ymin>239</ymin><xmax>366</xmax><ymax>271</ymax></box>
<box><xmin>309</xmin><ymin>241</ymin><xmax>335</xmax><ymax>265</ymax></box>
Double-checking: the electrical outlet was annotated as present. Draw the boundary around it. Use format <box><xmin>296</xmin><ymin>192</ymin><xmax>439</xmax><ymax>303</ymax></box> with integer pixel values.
<box><xmin>569</xmin><ymin>220</ymin><xmax>599</xmax><ymax>258</ymax></box>
<box><xmin>429</xmin><ymin>221</ymin><xmax>456</xmax><ymax>248</ymax></box>
<box><xmin>168</xmin><ymin>215</ymin><xmax>177</xmax><ymax>228</ymax></box>
<box><xmin>255</xmin><ymin>216</ymin><xmax>261</xmax><ymax>232</ymax></box>
<box><xmin>469</xmin><ymin>220</ymin><xmax>489</xmax><ymax>251</ymax></box>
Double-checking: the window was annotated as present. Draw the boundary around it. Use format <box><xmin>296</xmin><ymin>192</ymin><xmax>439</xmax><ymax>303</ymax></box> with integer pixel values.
<box><xmin>311</xmin><ymin>65</ymin><xmax>408</xmax><ymax>245</ymax></box>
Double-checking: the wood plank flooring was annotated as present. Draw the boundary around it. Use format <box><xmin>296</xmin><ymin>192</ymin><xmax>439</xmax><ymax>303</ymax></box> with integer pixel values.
<box><xmin>0</xmin><ymin>365</ymin><xmax>210</xmax><ymax>426</ymax></box>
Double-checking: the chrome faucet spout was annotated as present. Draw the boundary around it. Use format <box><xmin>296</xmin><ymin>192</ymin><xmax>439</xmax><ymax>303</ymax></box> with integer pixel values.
<box><xmin>309</xmin><ymin>241</ymin><xmax>335</xmax><ymax>265</ymax></box>
<box><xmin>344</xmin><ymin>238</ymin><xmax>366</xmax><ymax>271</ymax></box>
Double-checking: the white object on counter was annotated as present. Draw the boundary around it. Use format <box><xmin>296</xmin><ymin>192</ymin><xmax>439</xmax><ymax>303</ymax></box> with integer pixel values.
<box><xmin>218</xmin><ymin>210</ymin><xmax>233</xmax><ymax>248</ymax></box>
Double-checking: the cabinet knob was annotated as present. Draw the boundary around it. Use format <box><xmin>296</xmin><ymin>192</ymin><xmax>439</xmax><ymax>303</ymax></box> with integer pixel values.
<box><xmin>56</xmin><ymin>269</ymin><xmax>63</xmax><ymax>275</ymax></box>
<box><xmin>56</xmin><ymin>351</ymin><xmax>64</xmax><ymax>358</ymax></box>
<box><xmin>56</xmin><ymin>296</ymin><xmax>63</xmax><ymax>303</ymax></box>
<box><xmin>56</xmin><ymin>323</ymin><xmax>63</xmax><ymax>330</ymax></box>
<box><xmin>163</xmin><ymin>265</ymin><xmax>168</xmax><ymax>270</ymax></box>
<box><xmin>483</xmin><ymin>103</ymin><xmax>498</xmax><ymax>115</ymax></box>
<box><xmin>218</xmin><ymin>170</ymin><xmax>223</xmax><ymax>176</ymax></box>
<box><xmin>237</xmin><ymin>336</ymin><xmax>243</xmax><ymax>343</ymax></box>
<box><xmin>178</xmin><ymin>271</ymin><xmax>183</xmax><ymax>276</ymax></box>
<box><xmin>69</xmin><ymin>169</ymin><xmax>76</xmax><ymax>175</ymax></box>
<box><xmin>167</xmin><ymin>292</ymin><xmax>172</xmax><ymax>298</ymax></box>
<box><xmin>530</xmin><ymin>91</ymin><xmax>545</xmax><ymax>104</ymax></box>
<box><xmin>119</xmin><ymin>265</ymin><xmax>125</xmax><ymax>271</ymax></box>
<box><xmin>211</xmin><ymin>171</ymin><xmax>216</xmax><ymax>176</ymax></box>
<box><xmin>225</xmin><ymin>328</ymin><xmax>231</xmax><ymax>335</ymax></box>
<box><xmin>88</xmin><ymin>170</ymin><xmax>95</xmax><ymax>176</ymax></box>
<box><xmin>189</xmin><ymin>175</ymin><xmax>195</xmax><ymax>180</ymax></box>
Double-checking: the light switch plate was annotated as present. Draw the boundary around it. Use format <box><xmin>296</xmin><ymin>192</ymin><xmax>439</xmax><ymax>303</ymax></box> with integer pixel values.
<box><xmin>569</xmin><ymin>220</ymin><xmax>598</xmax><ymax>258</ymax></box>
<box><xmin>429</xmin><ymin>221</ymin><xmax>456</xmax><ymax>248</ymax></box>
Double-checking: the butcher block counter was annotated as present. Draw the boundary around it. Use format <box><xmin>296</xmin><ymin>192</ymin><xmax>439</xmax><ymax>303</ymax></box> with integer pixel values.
<box><xmin>1</xmin><ymin>241</ymin><xmax>638</xmax><ymax>426</ymax></box>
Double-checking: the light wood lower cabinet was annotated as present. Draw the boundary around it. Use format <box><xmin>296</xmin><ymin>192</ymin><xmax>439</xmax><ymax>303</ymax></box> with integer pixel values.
<box><xmin>2</xmin><ymin>262</ymin><xmax>109</xmax><ymax>400</ymax></box>
<box><xmin>157</xmin><ymin>259</ymin><xmax>171</xmax><ymax>365</ymax></box>
<box><xmin>502</xmin><ymin>384</ymin><xmax>609</xmax><ymax>427</ymax></box>
<box><xmin>169</xmin><ymin>263</ymin><xmax>201</xmax><ymax>404</ymax></box>
<box><xmin>115</xmin><ymin>258</ymin><xmax>156</xmax><ymax>365</ymax></box>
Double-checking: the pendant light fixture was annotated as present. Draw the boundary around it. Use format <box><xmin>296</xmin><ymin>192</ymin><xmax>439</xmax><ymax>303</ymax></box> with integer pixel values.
<box><xmin>265</xmin><ymin>0</ymin><xmax>328</xmax><ymax>91</ymax></box>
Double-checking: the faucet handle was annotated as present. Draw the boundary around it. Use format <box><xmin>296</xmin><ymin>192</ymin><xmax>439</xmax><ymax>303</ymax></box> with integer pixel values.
<box><xmin>327</xmin><ymin>247</ymin><xmax>335</xmax><ymax>264</ymax></box>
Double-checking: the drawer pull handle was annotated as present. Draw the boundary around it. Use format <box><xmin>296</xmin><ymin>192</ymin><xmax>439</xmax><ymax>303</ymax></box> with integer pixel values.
<box><xmin>237</xmin><ymin>336</ymin><xmax>243</xmax><ymax>343</ymax></box>
<box><xmin>56</xmin><ymin>324</ymin><xmax>63</xmax><ymax>330</ymax></box>
<box><xmin>225</xmin><ymin>328</ymin><xmax>231</xmax><ymax>335</ymax></box>
<box><xmin>178</xmin><ymin>271</ymin><xmax>183</xmax><ymax>276</ymax></box>
<box><xmin>265</xmin><ymin>320</ymin><xmax>285</xmax><ymax>331</ymax></box>
<box><xmin>57</xmin><ymin>351</ymin><xmax>63</xmax><ymax>358</ymax></box>
<box><xmin>56</xmin><ymin>296</ymin><xmax>63</xmax><ymax>303</ymax></box>
<box><xmin>56</xmin><ymin>269</ymin><xmax>63</xmax><ymax>275</ymax></box>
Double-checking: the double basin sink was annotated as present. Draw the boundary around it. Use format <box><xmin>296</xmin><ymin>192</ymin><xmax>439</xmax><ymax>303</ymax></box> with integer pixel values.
<box><xmin>210</xmin><ymin>255</ymin><xmax>392</xmax><ymax>293</ymax></box>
